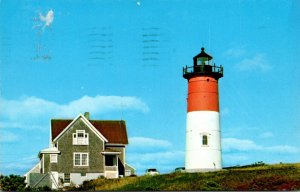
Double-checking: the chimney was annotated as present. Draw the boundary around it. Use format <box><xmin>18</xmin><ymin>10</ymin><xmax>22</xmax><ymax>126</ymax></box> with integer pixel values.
<box><xmin>84</xmin><ymin>112</ymin><xmax>90</xmax><ymax>120</ymax></box>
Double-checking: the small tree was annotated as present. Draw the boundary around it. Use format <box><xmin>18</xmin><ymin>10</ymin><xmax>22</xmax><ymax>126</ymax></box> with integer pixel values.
<box><xmin>0</xmin><ymin>174</ymin><xmax>26</xmax><ymax>191</ymax></box>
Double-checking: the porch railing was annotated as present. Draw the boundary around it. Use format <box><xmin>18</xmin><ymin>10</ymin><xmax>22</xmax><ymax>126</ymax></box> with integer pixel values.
<box><xmin>105</xmin><ymin>166</ymin><xmax>118</xmax><ymax>171</ymax></box>
<box><xmin>183</xmin><ymin>64</ymin><xmax>223</xmax><ymax>79</ymax></box>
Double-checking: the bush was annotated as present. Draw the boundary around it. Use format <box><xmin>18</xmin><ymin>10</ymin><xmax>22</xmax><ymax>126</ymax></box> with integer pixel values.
<box><xmin>0</xmin><ymin>174</ymin><xmax>26</xmax><ymax>191</ymax></box>
<box><xmin>24</xmin><ymin>185</ymin><xmax>52</xmax><ymax>191</ymax></box>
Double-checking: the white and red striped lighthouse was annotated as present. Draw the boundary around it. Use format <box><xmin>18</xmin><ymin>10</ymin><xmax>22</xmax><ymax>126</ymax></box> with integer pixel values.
<box><xmin>183</xmin><ymin>47</ymin><xmax>223</xmax><ymax>172</ymax></box>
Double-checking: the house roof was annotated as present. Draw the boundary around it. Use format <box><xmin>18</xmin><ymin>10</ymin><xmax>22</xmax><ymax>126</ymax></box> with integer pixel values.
<box><xmin>24</xmin><ymin>162</ymin><xmax>41</xmax><ymax>177</ymax></box>
<box><xmin>40</xmin><ymin>147</ymin><xmax>60</xmax><ymax>154</ymax></box>
<box><xmin>51</xmin><ymin>119</ymin><xmax>128</xmax><ymax>144</ymax></box>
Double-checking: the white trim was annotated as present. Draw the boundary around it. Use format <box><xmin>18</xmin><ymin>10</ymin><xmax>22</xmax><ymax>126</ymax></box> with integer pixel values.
<box><xmin>42</xmin><ymin>155</ymin><xmax>45</xmax><ymax>174</ymax></box>
<box><xmin>53</xmin><ymin>114</ymin><xmax>108</xmax><ymax>143</ymax></box>
<box><xmin>86</xmin><ymin>133</ymin><xmax>89</xmax><ymax>145</ymax></box>
<box><xmin>123</xmin><ymin>148</ymin><xmax>126</xmax><ymax>165</ymax></box>
<box><xmin>49</xmin><ymin>171</ymin><xmax>59</xmax><ymax>189</ymax></box>
<box><xmin>73</xmin><ymin>152</ymin><xmax>89</xmax><ymax>166</ymax></box>
<box><xmin>105</xmin><ymin>143</ymin><xmax>126</xmax><ymax>147</ymax></box>
<box><xmin>101</xmin><ymin>151</ymin><xmax>121</xmax><ymax>155</ymax></box>
<box><xmin>40</xmin><ymin>147</ymin><xmax>60</xmax><ymax>154</ymax></box>
<box><xmin>73</xmin><ymin>133</ymin><xmax>76</xmax><ymax>144</ymax></box>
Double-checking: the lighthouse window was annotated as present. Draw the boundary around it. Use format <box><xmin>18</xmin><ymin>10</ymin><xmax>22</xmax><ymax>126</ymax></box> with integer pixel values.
<box><xmin>202</xmin><ymin>135</ymin><xmax>208</xmax><ymax>145</ymax></box>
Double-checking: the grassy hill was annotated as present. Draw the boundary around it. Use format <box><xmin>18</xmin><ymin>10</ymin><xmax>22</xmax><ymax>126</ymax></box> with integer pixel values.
<box><xmin>74</xmin><ymin>163</ymin><xmax>300</xmax><ymax>191</ymax></box>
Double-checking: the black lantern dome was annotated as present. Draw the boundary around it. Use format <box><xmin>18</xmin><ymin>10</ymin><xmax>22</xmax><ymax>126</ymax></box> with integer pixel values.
<box><xmin>183</xmin><ymin>47</ymin><xmax>223</xmax><ymax>80</ymax></box>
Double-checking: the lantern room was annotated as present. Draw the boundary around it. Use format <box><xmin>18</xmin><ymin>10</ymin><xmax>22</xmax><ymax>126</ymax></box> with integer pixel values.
<box><xmin>183</xmin><ymin>47</ymin><xmax>223</xmax><ymax>80</ymax></box>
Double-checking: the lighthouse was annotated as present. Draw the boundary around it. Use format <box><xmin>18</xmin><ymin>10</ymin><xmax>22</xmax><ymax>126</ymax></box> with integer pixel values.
<box><xmin>183</xmin><ymin>47</ymin><xmax>223</xmax><ymax>172</ymax></box>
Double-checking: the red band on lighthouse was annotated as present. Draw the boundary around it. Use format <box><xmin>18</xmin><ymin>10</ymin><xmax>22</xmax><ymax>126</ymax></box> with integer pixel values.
<box><xmin>187</xmin><ymin>76</ymin><xmax>219</xmax><ymax>112</ymax></box>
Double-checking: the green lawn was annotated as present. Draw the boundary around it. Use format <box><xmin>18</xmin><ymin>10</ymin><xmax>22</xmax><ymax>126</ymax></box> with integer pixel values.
<box><xmin>75</xmin><ymin>163</ymin><xmax>300</xmax><ymax>191</ymax></box>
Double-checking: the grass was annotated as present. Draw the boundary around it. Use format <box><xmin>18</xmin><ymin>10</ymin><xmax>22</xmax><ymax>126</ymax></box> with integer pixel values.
<box><xmin>76</xmin><ymin>163</ymin><xmax>300</xmax><ymax>191</ymax></box>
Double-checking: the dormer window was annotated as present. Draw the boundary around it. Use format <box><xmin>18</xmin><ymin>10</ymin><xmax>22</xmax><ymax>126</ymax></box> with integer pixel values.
<box><xmin>73</xmin><ymin>130</ymin><xmax>89</xmax><ymax>145</ymax></box>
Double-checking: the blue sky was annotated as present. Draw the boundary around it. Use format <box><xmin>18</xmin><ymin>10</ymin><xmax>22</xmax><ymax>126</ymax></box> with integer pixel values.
<box><xmin>0</xmin><ymin>0</ymin><xmax>300</xmax><ymax>175</ymax></box>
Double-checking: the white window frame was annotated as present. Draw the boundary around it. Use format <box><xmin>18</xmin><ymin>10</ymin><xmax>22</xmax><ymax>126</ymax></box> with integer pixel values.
<box><xmin>73</xmin><ymin>152</ymin><xmax>89</xmax><ymax>166</ymax></box>
<box><xmin>50</xmin><ymin>154</ymin><xmax>58</xmax><ymax>163</ymax></box>
<box><xmin>73</xmin><ymin>130</ymin><xmax>89</xmax><ymax>145</ymax></box>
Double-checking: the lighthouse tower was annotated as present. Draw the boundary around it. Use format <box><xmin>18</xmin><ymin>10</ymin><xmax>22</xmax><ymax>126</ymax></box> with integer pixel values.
<box><xmin>183</xmin><ymin>47</ymin><xmax>223</xmax><ymax>172</ymax></box>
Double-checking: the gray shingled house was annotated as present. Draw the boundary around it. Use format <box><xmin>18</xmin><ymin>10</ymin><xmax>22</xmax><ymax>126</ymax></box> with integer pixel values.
<box><xmin>25</xmin><ymin>112</ymin><xmax>135</xmax><ymax>189</ymax></box>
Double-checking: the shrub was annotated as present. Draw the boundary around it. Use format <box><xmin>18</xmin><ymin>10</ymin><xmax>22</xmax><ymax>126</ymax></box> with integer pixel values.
<box><xmin>25</xmin><ymin>185</ymin><xmax>52</xmax><ymax>191</ymax></box>
<box><xmin>0</xmin><ymin>174</ymin><xmax>26</xmax><ymax>191</ymax></box>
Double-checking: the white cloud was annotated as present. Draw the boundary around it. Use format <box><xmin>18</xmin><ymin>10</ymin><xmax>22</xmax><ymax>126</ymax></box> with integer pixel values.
<box><xmin>222</xmin><ymin>137</ymin><xmax>300</xmax><ymax>154</ymax></box>
<box><xmin>39</xmin><ymin>9</ymin><xmax>54</xmax><ymax>27</ymax></box>
<box><xmin>60</xmin><ymin>95</ymin><xmax>149</xmax><ymax>116</ymax></box>
<box><xmin>129</xmin><ymin>137</ymin><xmax>172</xmax><ymax>149</ymax></box>
<box><xmin>236</xmin><ymin>54</ymin><xmax>272</xmax><ymax>72</ymax></box>
<box><xmin>265</xmin><ymin>145</ymin><xmax>299</xmax><ymax>154</ymax></box>
<box><xmin>222</xmin><ymin>137</ymin><xmax>300</xmax><ymax>167</ymax></box>
<box><xmin>0</xmin><ymin>95</ymin><xmax>149</xmax><ymax>130</ymax></box>
<box><xmin>224</xmin><ymin>46</ymin><xmax>272</xmax><ymax>72</ymax></box>
<box><xmin>222</xmin><ymin>138</ymin><xmax>261</xmax><ymax>151</ymax></box>
<box><xmin>0</xmin><ymin>96</ymin><xmax>57</xmax><ymax>120</ymax></box>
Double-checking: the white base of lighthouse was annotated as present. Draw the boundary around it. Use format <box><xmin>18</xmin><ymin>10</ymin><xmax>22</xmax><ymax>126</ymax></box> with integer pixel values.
<box><xmin>185</xmin><ymin>111</ymin><xmax>222</xmax><ymax>172</ymax></box>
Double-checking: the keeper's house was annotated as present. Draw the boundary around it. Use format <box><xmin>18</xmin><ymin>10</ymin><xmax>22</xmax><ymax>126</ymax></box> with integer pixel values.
<box><xmin>25</xmin><ymin>112</ymin><xmax>135</xmax><ymax>189</ymax></box>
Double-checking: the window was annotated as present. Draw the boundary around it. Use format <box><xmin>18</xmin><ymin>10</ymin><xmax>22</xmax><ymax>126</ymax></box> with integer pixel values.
<box><xmin>50</xmin><ymin>154</ymin><xmax>57</xmax><ymax>163</ymax></box>
<box><xmin>64</xmin><ymin>173</ymin><xmax>70</xmax><ymax>183</ymax></box>
<box><xmin>74</xmin><ymin>153</ymin><xmax>81</xmax><ymax>165</ymax></box>
<box><xmin>74</xmin><ymin>153</ymin><xmax>89</xmax><ymax>166</ymax></box>
<box><xmin>73</xmin><ymin>130</ymin><xmax>89</xmax><ymax>145</ymax></box>
<box><xmin>82</xmin><ymin>153</ymin><xmax>88</xmax><ymax>165</ymax></box>
<box><xmin>202</xmin><ymin>135</ymin><xmax>208</xmax><ymax>145</ymax></box>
